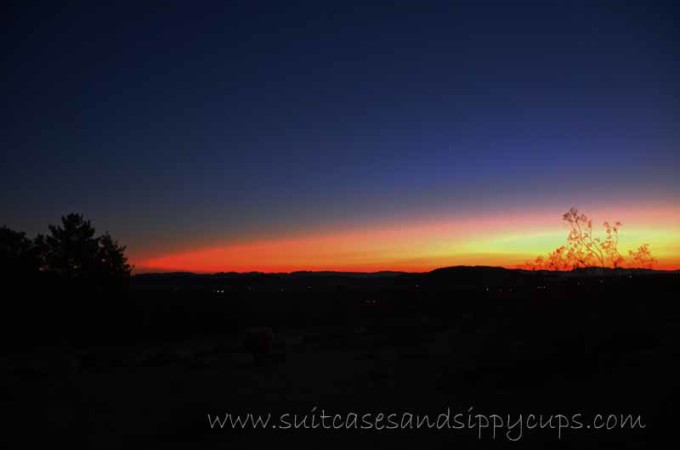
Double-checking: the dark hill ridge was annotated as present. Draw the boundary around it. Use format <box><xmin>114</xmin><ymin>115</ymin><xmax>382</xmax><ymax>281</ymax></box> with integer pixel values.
<box><xmin>134</xmin><ymin>265</ymin><xmax>675</xmax><ymax>280</ymax></box>
<box><xmin>134</xmin><ymin>270</ymin><xmax>409</xmax><ymax>279</ymax></box>
<box><xmin>132</xmin><ymin>266</ymin><xmax>677</xmax><ymax>291</ymax></box>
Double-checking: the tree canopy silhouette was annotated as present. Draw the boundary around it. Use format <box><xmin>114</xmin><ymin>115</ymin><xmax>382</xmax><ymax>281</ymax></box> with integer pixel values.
<box><xmin>35</xmin><ymin>213</ymin><xmax>132</xmax><ymax>289</ymax></box>
<box><xmin>1</xmin><ymin>213</ymin><xmax>131</xmax><ymax>290</ymax></box>
<box><xmin>529</xmin><ymin>207</ymin><xmax>656</xmax><ymax>270</ymax></box>
<box><xmin>1</xmin><ymin>215</ymin><xmax>132</xmax><ymax>347</ymax></box>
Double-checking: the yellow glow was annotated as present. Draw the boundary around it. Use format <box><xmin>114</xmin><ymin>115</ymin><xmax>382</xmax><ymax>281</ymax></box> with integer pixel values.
<box><xmin>136</xmin><ymin>203</ymin><xmax>680</xmax><ymax>272</ymax></box>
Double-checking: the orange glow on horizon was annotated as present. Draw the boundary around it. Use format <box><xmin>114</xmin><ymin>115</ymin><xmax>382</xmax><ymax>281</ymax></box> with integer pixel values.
<box><xmin>135</xmin><ymin>204</ymin><xmax>680</xmax><ymax>273</ymax></box>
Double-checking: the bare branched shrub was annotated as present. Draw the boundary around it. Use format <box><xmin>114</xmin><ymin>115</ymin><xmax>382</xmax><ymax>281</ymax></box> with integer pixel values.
<box><xmin>527</xmin><ymin>207</ymin><xmax>655</xmax><ymax>270</ymax></box>
<box><xmin>628</xmin><ymin>243</ymin><xmax>656</xmax><ymax>269</ymax></box>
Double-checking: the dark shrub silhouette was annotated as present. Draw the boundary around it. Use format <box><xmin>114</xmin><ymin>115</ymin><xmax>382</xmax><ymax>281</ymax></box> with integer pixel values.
<box><xmin>529</xmin><ymin>207</ymin><xmax>656</xmax><ymax>270</ymax></box>
<box><xmin>629</xmin><ymin>243</ymin><xmax>657</xmax><ymax>269</ymax></box>
<box><xmin>0</xmin><ymin>226</ymin><xmax>39</xmax><ymax>279</ymax></box>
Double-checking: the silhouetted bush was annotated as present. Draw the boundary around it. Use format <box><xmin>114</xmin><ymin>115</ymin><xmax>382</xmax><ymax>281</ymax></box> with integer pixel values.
<box><xmin>0</xmin><ymin>226</ymin><xmax>40</xmax><ymax>281</ymax></box>
<box><xmin>529</xmin><ymin>207</ymin><xmax>656</xmax><ymax>270</ymax></box>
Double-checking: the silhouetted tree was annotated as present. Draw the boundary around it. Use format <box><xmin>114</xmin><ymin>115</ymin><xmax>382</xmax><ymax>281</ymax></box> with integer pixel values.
<box><xmin>36</xmin><ymin>213</ymin><xmax>98</xmax><ymax>279</ymax></box>
<box><xmin>1</xmin><ymin>216</ymin><xmax>131</xmax><ymax>348</ymax></box>
<box><xmin>35</xmin><ymin>213</ymin><xmax>131</xmax><ymax>289</ymax></box>
<box><xmin>94</xmin><ymin>232</ymin><xmax>132</xmax><ymax>289</ymax></box>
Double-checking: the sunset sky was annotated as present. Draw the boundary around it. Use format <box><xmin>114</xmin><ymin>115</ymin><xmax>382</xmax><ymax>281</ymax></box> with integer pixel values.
<box><xmin>1</xmin><ymin>1</ymin><xmax>678</xmax><ymax>272</ymax></box>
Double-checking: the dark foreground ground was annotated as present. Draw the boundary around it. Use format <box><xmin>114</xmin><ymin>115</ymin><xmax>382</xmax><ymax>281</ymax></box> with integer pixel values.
<box><xmin>2</xmin><ymin>267</ymin><xmax>679</xmax><ymax>449</ymax></box>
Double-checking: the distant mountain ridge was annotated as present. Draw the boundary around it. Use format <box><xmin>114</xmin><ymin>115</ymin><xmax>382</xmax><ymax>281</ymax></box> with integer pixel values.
<box><xmin>132</xmin><ymin>266</ymin><xmax>676</xmax><ymax>290</ymax></box>
<box><xmin>135</xmin><ymin>265</ymin><xmax>674</xmax><ymax>279</ymax></box>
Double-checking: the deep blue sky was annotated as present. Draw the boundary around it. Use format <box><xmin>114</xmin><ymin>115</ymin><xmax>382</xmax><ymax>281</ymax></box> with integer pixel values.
<box><xmin>1</xmin><ymin>0</ymin><xmax>678</xmax><ymax>260</ymax></box>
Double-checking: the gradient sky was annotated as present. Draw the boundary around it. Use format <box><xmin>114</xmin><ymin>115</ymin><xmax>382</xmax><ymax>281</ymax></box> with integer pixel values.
<box><xmin>1</xmin><ymin>0</ymin><xmax>679</xmax><ymax>272</ymax></box>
